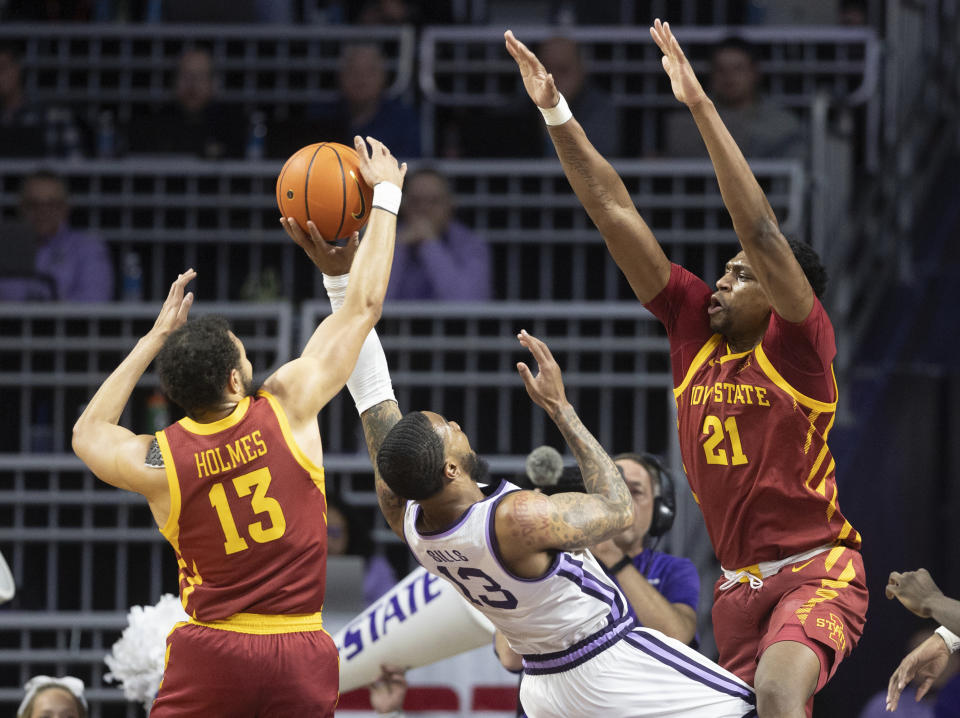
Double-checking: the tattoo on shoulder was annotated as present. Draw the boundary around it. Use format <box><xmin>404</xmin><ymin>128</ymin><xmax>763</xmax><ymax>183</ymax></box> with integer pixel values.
<box><xmin>145</xmin><ymin>438</ymin><xmax>164</xmax><ymax>468</ymax></box>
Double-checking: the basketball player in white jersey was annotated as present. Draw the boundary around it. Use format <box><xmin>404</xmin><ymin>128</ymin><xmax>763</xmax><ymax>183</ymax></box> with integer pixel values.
<box><xmin>286</xmin><ymin>224</ymin><xmax>758</xmax><ymax>717</ymax></box>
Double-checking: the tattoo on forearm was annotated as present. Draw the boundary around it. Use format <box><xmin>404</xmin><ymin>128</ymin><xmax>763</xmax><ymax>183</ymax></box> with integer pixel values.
<box><xmin>360</xmin><ymin>401</ymin><xmax>405</xmax><ymax>518</ymax></box>
<box><xmin>552</xmin><ymin>404</ymin><xmax>631</xmax><ymax>509</ymax></box>
<box><xmin>553</xmin><ymin>131</ymin><xmax>615</xmax><ymax>209</ymax></box>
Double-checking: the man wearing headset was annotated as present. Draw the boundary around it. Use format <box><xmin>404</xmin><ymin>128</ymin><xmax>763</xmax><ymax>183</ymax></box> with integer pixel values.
<box><xmin>590</xmin><ymin>453</ymin><xmax>700</xmax><ymax>647</ymax></box>
<box><xmin>496</xmin><ymin>451</ymin><xmax>700</xmax><ymax>686</ymax></box>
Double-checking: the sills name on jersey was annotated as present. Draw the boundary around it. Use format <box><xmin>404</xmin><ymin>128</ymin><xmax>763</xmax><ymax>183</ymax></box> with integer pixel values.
<box><xmin>193</xmin><ymin>430</ymin><xmax>268</xmax><ymax>479</ymax></box>
<box><xmin>426</xmin><ymin>549</ymin><xmax>469</xmax><ymax>563</ymax></box>
<box><xmin>688</xmin><ymin>381</ymin><xmax>771</xmax><ymax>407</ymax></box>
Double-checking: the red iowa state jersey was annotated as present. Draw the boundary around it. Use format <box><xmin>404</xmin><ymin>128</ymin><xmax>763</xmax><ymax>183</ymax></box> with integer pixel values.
<box><xmin>645</xmin><ymin>264</ymin><xmax>861</xmax><ymax>570</ymax></box>
<box><xmin>155</xmin><ymin>390</ymin><xmax>328</xmax><ymax>621</ymax></box>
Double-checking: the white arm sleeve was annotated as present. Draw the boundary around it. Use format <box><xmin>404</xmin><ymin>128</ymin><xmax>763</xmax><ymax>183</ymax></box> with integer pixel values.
<box><xmin>935</xmin><ymin>625</ymin><xmax>960</xmax><ymax>654</ymax></box>
<box><xmin>323</xmin><ymin>273</ymin><xmax>396</xmax><ymax>414</ymax></box>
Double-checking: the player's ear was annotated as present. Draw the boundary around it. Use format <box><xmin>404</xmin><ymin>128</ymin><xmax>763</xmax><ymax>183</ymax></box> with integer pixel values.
<box><xmin>443</xmin><ymin>460</ymin><xmax>459</xmax><ymax>481</ymax></box>
<box><xmin>227</xmin><ymin>367</ymin><xmax>244</xmax><ymax>395</ymax></box>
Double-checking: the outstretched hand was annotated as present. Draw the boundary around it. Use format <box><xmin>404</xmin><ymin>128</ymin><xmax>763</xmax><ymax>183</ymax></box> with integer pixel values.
<box><xmin>516</xmin><ymin>329</ymin><xmax>569</xmax><ymax>417</ymax></box>
<box><xmin>885</xmin><ymin>632</ymin><xmax>951</xmax><ymax>711</ymax></box>
<box><xmin>281</xmin><ymin>217</ymin><xmax>359</xmax><ymax>276</ymax></box>
<box><xmin>149</xmin><ymin>269</ymin><xmax>195</xmax><ymax>339</ymax></box>
<box><xmin>504</xmin><ymin>30</ymin><xmax>560</xmax><ymax>110</ymax></box>
<box><xmin>649</xmin><ymin>18</ymin><xmax>708</xmax><ymax>108</ymax></box>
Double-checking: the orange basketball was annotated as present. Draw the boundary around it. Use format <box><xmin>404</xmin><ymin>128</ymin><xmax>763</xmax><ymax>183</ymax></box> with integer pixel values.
<box><xmin>276</xmin><ymin>142</ymin><xmax>373</xmax><ymax>241</ymax></box>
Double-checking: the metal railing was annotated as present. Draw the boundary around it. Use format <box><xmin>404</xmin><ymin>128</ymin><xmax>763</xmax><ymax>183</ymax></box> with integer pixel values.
<box><xmin>0</xmin><ymin>23</ymin><xmax>416</xmax><ymax>122</ymax></box>
<box><xmin>419</xmin><ymin>25</ymin><xmax>881</xmax><ymax>158</ymax></box>
<box><xmin>0</xmin><ymin>157</ymin><xmax>805</xmax><ymax>302</ymax></box>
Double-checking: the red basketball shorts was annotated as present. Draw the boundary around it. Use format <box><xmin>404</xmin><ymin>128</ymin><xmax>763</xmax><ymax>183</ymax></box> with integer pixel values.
<box><xmin>712</xmin><ymin>546</ymin><xmax>868</xmax><ymax>693</ymax></box>
<box><xmin>150</xmin><ymin>620</ymin><xmax>339</xmax><ymax>718</ymax></box>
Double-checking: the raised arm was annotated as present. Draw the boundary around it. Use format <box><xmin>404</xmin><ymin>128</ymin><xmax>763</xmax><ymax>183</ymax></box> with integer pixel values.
<box><xmin>262</xmin><ymin>135</ymin><xmax>406</xmax><ymax>427</ymax></box>
<box><xmin>290</xmin><ymin>228</ymin><xmax>408</xmax><ymax>538</ymax></box>
<box><xmin>650</xmin><ymin>20</ymin><xmax>812</xmax><ymax>322</ymax></box>
<box><xmin>496</xmin><ymin>331</ymin><xmax>633</xmax><ymax>566</ymax></box>
<box><xmin>72</xmin><ymin>271</ymin><xmax>195</xmax><ymax>515</ymax></box>
<box><xmin>504</xmin><ymin>30</ymin><xmax>670</xmax><ymax>303</ymax></box>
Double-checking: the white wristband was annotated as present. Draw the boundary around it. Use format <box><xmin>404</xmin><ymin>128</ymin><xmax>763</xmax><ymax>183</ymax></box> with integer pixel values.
<box><xmin>323</xmin><ymin>273</ymin><xmax>349</xmax><ymax>311</ymax></box>
<box><xmin>935</xmin><ymin>625</ymin><xmax>960</xmax><ymax>653</ymax></box>
<box><xmin>372</xmin><ymin>182</ymin><xmax>402</xmax><ymax>215</ymax></box>
<box><xmin>538</xmin><ymin>93</ymin><xmax>573</xmax><ymax>126</ymax></box>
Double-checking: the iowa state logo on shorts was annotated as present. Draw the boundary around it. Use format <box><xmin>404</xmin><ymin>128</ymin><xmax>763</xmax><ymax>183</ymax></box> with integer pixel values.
<box><xmin>814</xmin><ymin>612</ymin><xmax>846</xmax><ymax>652</ymax></box>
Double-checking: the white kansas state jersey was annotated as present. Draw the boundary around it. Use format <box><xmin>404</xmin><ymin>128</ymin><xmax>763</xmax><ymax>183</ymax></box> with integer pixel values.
<box><xmin>405</xmin><ymin>480</ymin><xmax>758</xmax><ymax>717</ymax></box>
<box><xmin>403</xmin><ymin>479</ymin><xmax>631</xmax><ymax>657</ymax></box>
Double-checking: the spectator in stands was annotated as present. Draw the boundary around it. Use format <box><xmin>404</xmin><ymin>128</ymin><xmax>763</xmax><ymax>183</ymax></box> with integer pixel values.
<box><xmin>17</xmin><ymin>675</ymin><xmax>87</xmax><ymax>718</ymax></box>
<box><xmin>537</xmin><ymin>36</ymin><xmax>620</xmax><ymax>157</ymax></box>
<box><xmin>353</xmin><ymin>0</ymin><xmax>454</xmax><ymax>25</ymax></box>
<box><xmin>386</xmin><ymin>167</ymin><xmax>490</xmax><ymax>301</ymax></box>
<box><xmin>839</xmin><ymin>0</ymin><xmax>868</xmax><ymax>25</ymax></box>
<box><xmin>662</xmin><ymin>37</ymin><xmax>804</xmax><ymax>159</ymax></box>
<box><xmin>589</xmin><ymin>453</ymin><xmax>699</xmax><ymax>644</ymax></box>
<box><xmin>0</xmin><ymin>44</ymin><xmax>84</xmax><ymax>158</ymax></box>
<box><xmin>326</xmin><ymin>494</ymin><xmax>398</xmax><ymax>606</ymax></box>
<box><xmin>0</xmin><ymin>171</ymin><xmax>114</xmax><ymax>302</ymax></box>
<box><xmin>127</xmin><ymin>47</ymin><xmax>246</xmax><ymax>159</ymax></box>
<box><xmin>308</xmin><ymin>44</ymin><xmax>421</xmax><ymax>159</ymax></box>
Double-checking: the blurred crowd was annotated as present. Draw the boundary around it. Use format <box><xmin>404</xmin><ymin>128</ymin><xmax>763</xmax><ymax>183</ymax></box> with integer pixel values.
<box><xmin>0</xmin><ymin>0</ymin><xmax>871</xmax><ymax>304</ymax></box>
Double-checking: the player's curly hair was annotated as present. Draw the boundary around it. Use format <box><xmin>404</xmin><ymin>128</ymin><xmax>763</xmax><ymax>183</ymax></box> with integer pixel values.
<box><xmin>376</xmin><ymin>412</ymin><xmax>446</xmax><ymax>501</ymax></box>
<box><xmin>156</xmin><ymin>315</ymin><xmax>240</xmax><ymax>417</ymax></box>
<box><xmin>788</xmin><ymin>239</ymin><xmax>828</xmax><ymax>299</ymax></box>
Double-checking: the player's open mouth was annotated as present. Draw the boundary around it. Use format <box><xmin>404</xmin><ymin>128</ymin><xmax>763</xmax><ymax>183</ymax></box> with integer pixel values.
<box><xmin>708</xmin><ymin>296</ymin><xmax>724</xmax><ymax>315</ymax></box>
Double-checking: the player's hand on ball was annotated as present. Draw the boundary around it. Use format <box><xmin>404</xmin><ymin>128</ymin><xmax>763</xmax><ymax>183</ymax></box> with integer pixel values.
<box><xmin>281</xmin><ymin>217</ymin><xmax>358</xmax><ymax>276</ymax></box>
<box><xmin>504</xmin><ymin>30</ymin><xmax>560</xmax><ymax>110</ymax></box>
<box><xmin>354</xmin><ymin>136</ymin><xmax>407</xmax><ymax>190</ymax></box>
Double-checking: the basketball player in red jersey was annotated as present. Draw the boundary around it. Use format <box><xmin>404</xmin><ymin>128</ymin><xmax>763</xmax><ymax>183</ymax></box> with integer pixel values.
<box><xmin>508</xmin><ymin>21</ymin><xmax>867</xmax><ymax>718</ymax></box>
<box><xmin>71</xmin><ymin>136</ymin><xmax>406</xmax><ymax>717</ymax></box>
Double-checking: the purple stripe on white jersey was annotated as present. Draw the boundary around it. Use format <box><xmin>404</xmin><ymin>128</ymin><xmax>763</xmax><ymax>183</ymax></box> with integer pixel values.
<box><xmin>624</xmin><ymin>630</ymin><xmax>756</xmax><ymax>703</ymax></box>
<box><xmin>558</xmin><ymin>554</ymin><xmax>624</xmax><ymax>621</ymax></box>
<box><xmin>415</xmin><ymin>479</ymin><xmax>510</xmax><ymax>539</ymax></box>
<box><xmin>522</xmin><ymin>615</ymin><xmax>634</xmax><ymax>674</ymax></box>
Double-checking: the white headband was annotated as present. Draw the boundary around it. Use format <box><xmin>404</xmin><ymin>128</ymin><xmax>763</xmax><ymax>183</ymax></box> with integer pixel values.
<box><xmin>17</xmin><ymin>675</ymin><xmax>87</xmax><ymax>717</ymax></box>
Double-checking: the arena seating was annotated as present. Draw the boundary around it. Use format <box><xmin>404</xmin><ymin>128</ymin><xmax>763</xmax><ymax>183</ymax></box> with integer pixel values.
<box><xmin>0</xmin><ymin>24</ymin><xmax>416</xmax><ymax>123</ymax></box>
<box><xmin>0</xmin><ymin>15</ymin><xmax>909</xmax><ymax>717</ymax></box>
<box><xmin>0</xmin><ymin>157</ymin><xmax>804</xmax><ymax>302</ymax></box>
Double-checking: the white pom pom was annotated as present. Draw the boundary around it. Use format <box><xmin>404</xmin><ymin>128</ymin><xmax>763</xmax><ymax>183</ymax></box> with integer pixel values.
<box><xmin>104</xmin><ymin>594</ymin><xmax>188</xmax><ymax>712</ymax></box>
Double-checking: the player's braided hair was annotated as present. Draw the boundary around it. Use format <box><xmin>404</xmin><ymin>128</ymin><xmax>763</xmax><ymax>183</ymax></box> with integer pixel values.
<box><xmin>787</xmin><ymin>239</ymin><xmax>828</xmax><ymax>299</ymax></box>
<box><xmin>376</xmin><ymin>412</ymin><xmax>446</xmax><ymax>501</ymax></box>
<box><xmin>156</xmin><ymin>315</ymin><xmax>240</xmax><ymax>417</ymax></box>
